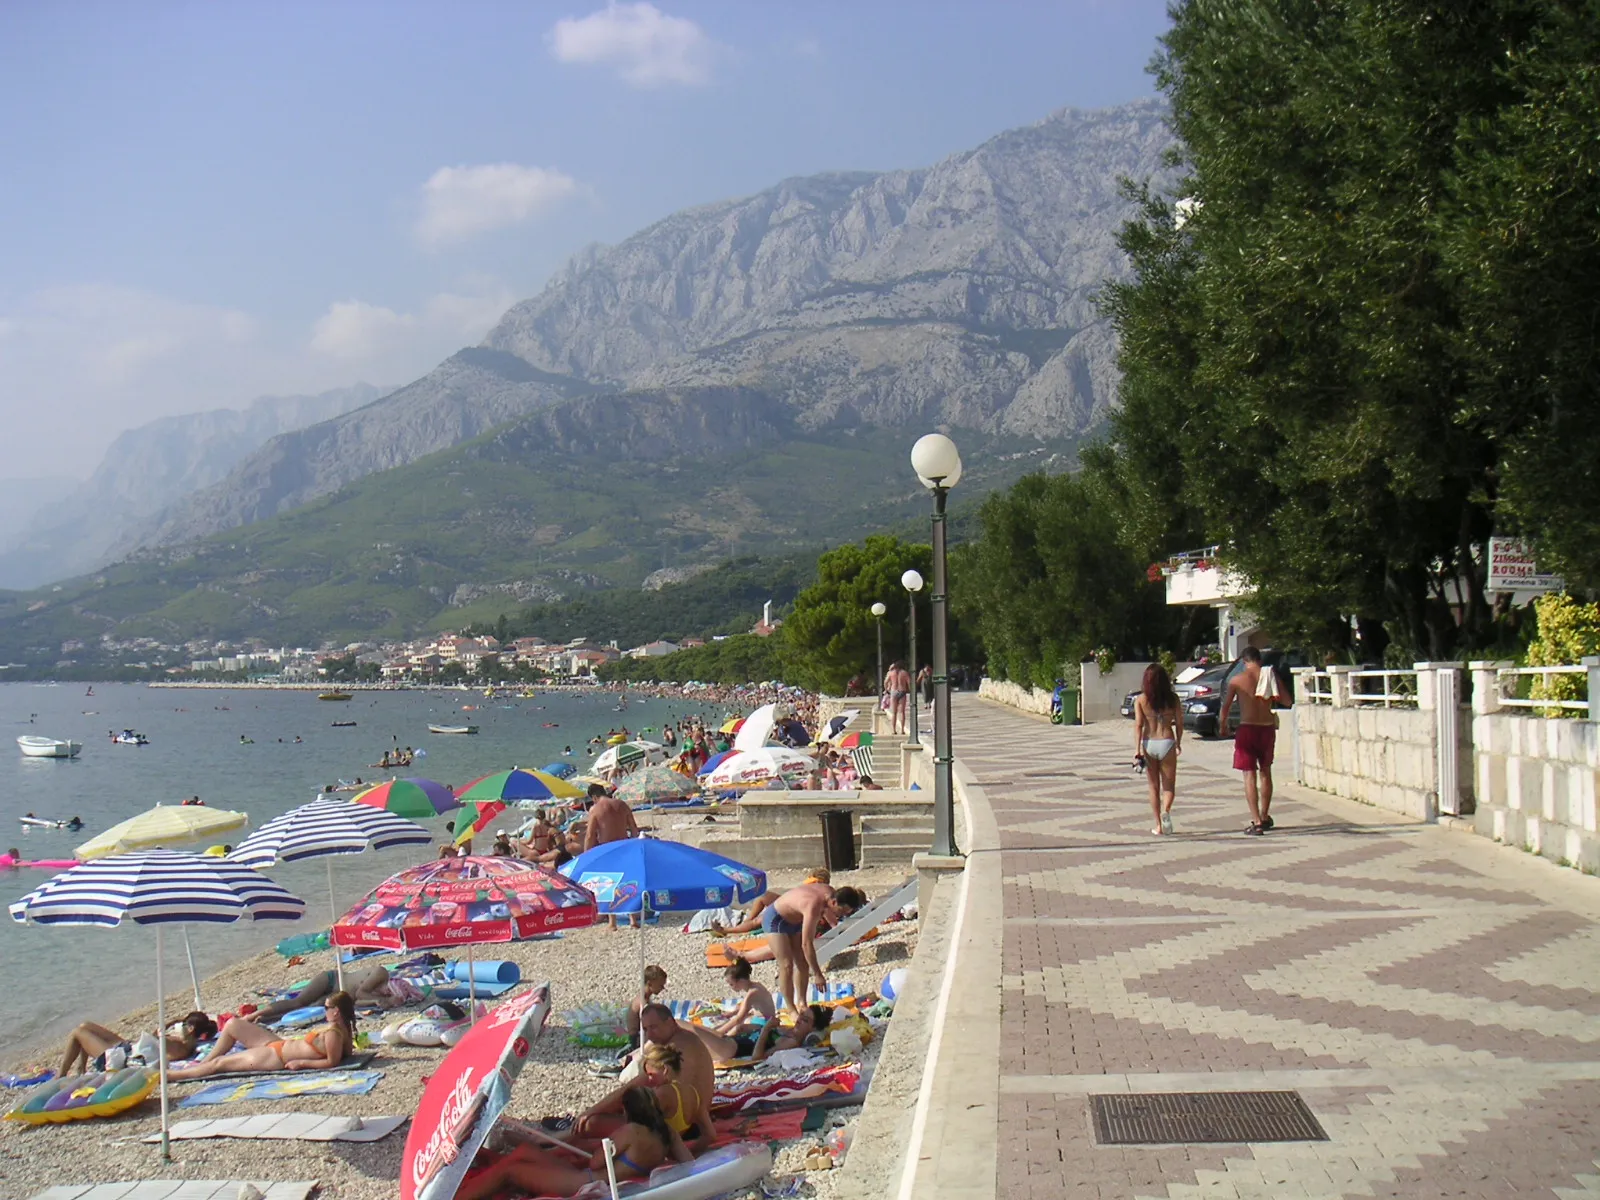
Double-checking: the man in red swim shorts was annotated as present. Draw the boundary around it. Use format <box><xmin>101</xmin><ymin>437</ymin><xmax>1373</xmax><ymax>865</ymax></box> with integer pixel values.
<box><xmin>1222</xmin><ymin>647</ymin><xmax>1288</xmax><ymax>835</ymax></box>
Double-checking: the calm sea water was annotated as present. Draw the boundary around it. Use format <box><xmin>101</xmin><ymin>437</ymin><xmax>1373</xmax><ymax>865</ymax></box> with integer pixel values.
<box><xmin>0</xmin><ymin>682</ymin><xmax>720</xmax><ymax>1062</ymax></box>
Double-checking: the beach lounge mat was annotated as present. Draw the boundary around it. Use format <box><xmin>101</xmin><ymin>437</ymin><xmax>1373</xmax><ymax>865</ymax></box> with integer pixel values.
<box><xmin>705</xmin><ymin>937</ymin><xmax>767</xmax><ymax>969</ymax></box>
<box><xmin>144</xmin><ymin>1112</ymin><xmax>407</xmax><ymax>1143</ymax></box>
<box><xmin>178</xmin><ymin>1068</ymin><xmax>383</xmax><ymax>1108</ymax></box>
<box><xmin>711</xmin><ymin>1063</ymin><xmax>860</xmax><ymax>1115</ymax></box>
<box><xmin>169</xmin><ymin>1051</ymin><xmax>377</xmax><ymax>1080</ymax></box>
<box><xmin>31</xmin><ymin>1185</ymin><xmax>317</xmax><ymax>1200</ymax></box>
<box><xmin>773</xmin><ymin>982</ymin><xmax>856</xmax><ymax>1008</ymax></box>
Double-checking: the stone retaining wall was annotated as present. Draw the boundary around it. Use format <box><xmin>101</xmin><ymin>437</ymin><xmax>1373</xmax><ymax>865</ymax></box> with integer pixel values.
<box><xmin>976</xmin><ymin>677</ymin><xmax>1054</xmax><ymax>716</ymax></box>
<box><xmin>1473</xmin><ymin>711</ymin><xmax>1600</xmax><ymax>873</ymax></box>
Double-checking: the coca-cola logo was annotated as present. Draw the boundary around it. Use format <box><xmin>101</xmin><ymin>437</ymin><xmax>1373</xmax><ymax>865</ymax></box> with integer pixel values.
<box><xmin>360</xmin><ymin>930</ymin><xmax>382</xmax><ymax>943</ymax></box>
<box><xmin>411</xmin><ymin>1067</ymin><xmax>476</xmax><ymax>1188</ymax></box>
<box><xmin>512</xmin><ymin>1036</ymin><xmax>528</xmax><ymax>1059</ymax></box>
<box><xmin>443</xmin><ymin>926</ymin><xmax>474</xmax><ymax>940</ymax></box>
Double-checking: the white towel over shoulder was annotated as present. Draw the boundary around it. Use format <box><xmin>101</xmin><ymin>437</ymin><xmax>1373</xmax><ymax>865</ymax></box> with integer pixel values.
<box><xmin>1255</xmin><ymin>667</ymin><xmax>1287</xmax><ymax>702</ymax></box>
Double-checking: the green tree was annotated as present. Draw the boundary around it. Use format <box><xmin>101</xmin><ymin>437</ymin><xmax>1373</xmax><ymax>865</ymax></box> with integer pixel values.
<box><xmin>1099</xmin><ymin>0</ymin><xmax>1600</xmax><ymax>660</ymax></box>
<box><xmin>779</xmin><ymin>536</ymin><xmax>932</xmax><ymax>693</ymax></box>
<box><xmin>954</xmin><ymin>471</ymin><xmax>1181</xmax><ymax>688</ymax></box>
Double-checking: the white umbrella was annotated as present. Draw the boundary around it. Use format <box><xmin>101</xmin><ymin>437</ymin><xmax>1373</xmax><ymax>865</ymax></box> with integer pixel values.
<box><xmin>228</xmin><ymin>798</ymin><xmax>432</xmax><ymax>990</ymax></box>
<box><xmin>10</xmin><ymin>850</ymin><xmax>305</xmax><ymax>1162</ymax></box>
<box><xmin>704</xmin><ymin>746</ymin><xmax>816</xmax><ymax>788</ymax></box>
<box><xmin>732</xmin><ymin>703</ymin><xmax>780</xmax><ymax>752</ymax></box>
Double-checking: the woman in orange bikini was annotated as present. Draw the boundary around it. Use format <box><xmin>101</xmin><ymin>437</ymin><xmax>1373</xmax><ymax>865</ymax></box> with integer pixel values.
<box><xmin>167</xmin><ymin>991</ymin><xmax>355</xmax><ymax>1079</ymax></box>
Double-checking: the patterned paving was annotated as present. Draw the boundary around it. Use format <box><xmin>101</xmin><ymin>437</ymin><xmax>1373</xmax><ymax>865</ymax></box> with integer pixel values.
<box><xmin>955</xmin><ymin>695</ymin><xmax>1600</xmax><ymax>1199</ymax></box>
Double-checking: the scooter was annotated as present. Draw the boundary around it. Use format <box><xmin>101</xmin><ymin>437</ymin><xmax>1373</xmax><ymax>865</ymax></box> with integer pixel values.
<box><xmin>1049</xmin><ymin>681</ymin><xmax>1076</xmax><ymax>726</ymax></box>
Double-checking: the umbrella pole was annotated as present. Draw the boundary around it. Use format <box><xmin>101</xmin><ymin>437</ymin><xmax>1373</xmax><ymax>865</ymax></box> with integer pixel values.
<box><xmin>327</xmin><ymin>859</ymin><xmax>344</xmax><ymax>993</ymax></box>
<box><xmin>156</xmin><ymin>925</ymin><xmax>170</xmax><ymax>1163</ymax></box>
<box><xmin>468</xmin><ymin>944</ymin><xmax>478</xmax><ymax>1023</ymax></box>
<box><xmin>601</xmin><ymin>1137</ymin><xmax>622</xmax><ymax>1200</ymax></box>
<box><xmin>182</xmin><ymin>926</ymin><xmax>203</xmax><ymax>1011</ymax></box>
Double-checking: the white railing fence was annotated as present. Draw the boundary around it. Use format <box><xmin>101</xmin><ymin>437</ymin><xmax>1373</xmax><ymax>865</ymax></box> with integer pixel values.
<box><xmin>1488</xmin><ymin>663</ymin><xmax>1591</xmax><ymax>714</ymax></box>
<box><xmin>1296</xmin><ymin>666</ymin><xmax>1418</xmax><ymax>708</ymax></box>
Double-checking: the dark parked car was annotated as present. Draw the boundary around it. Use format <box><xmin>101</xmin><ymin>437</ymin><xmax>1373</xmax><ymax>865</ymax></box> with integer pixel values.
<box><xmin>1120</xmin><ymin>689</ymin><xmax>1139</xmax><ymax>719</ymax></box>
<box><xmin>1183</xmin><ymin>650</ymin><xmax>1308</xmax><ymax>738</ymax></box>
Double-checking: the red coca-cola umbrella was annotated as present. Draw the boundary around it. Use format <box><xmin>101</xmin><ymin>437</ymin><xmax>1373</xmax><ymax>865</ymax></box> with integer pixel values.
<box><xmin>402</xmin><ymin>983</ymin><xmax>552</xmax><ymax>1200</ymax></box>
<box><xmin>331</xmin><ymin>855</ymin><xmax>597</xmax><ymax>954</ymax></box>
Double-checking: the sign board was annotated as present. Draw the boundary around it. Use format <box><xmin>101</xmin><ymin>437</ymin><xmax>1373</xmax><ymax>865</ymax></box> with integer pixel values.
<box><xmin>1487</xmin><ymin>537</ymin><xmax>1563</xmax><ymax>595</ymax></box>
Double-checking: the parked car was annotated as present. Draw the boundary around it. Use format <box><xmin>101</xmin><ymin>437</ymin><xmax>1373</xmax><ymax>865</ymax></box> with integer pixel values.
<box><xmin>1120</xmin><ymin>689</ymin><xmax>1139</xmax><ymax>719</ymax></box>
<box><xmin>1183</xmin><ymin>650</ymin><xmax>1309</xmax><ymax>738</ymax></box>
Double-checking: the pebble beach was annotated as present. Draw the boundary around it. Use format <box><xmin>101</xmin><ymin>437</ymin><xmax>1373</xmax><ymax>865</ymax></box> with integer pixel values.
<box><xmin>0</xmin><ymin>865</ymin><xmax>914</xmax><ymax>1199</ymax></box>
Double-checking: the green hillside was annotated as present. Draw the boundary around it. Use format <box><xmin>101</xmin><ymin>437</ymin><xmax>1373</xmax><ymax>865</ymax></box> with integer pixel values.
<box><xmin>0</xmin><ymin>417</ymin><xmax>1069</xmax><ymax>667</ymax></box>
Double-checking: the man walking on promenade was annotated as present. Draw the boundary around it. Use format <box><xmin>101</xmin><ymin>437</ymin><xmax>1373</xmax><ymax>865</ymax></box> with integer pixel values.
<box><xmin>1222</xmin><ymin>647</ymin><xmax>1289</xmax><ymax>835</ymax></box>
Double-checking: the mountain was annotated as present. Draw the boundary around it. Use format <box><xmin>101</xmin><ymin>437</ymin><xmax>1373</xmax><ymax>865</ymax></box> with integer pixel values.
<box><xmin>0</xmin><ymin>477</ymin><xmax>79</xmax><ymax>544</ymax></box>
<box><xmin>147</xmin><ymin>99</ymin><xmax>1175</xmax><ymax>545</ymax></box>
<box><xmin>0</xmin><ymin>383</ymin><xmax>386</xmax><ymax>589</ymax></box>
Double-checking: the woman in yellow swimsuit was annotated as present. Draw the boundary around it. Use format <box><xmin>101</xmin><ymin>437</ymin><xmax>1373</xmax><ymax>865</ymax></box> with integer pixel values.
<box><xmin>168</xmin><ymin>992</ymin><xmax>355</xmax><ymax>1080</ymax></box>
<box><xmin>576</xmin><ymin>1043</ymin><xmax>701</xmax><ymax>1143</ymax></box>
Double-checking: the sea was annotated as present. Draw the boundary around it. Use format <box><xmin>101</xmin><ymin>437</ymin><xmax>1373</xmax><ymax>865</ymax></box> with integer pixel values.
<box><xmin>0</xmin><ymin>681</ymin><xmax>723</xmax><ymax>1063</ymax></box>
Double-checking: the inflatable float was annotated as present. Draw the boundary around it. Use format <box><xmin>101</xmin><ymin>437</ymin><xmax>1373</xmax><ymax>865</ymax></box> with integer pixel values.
<box><xmin>0</xmin><ymin>854</ymin><xmax>79</xmax><ymax>869</ymax></box>
<box><xmin>6</xmin><ymin>1067</ymin><xmax>155</xmax><ymax>1124</ymax></box>
<box><xmin>614</xmin><ymin>1141</ymin><xmax>772</xmax><ymax>1199</ymax></box>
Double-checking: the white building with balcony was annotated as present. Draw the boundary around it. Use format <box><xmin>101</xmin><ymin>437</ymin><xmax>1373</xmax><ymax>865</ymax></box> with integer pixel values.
<box><xmin>1159</xmin><ymin>546</ymin><xmax>1259</xmax><ymax>658</ymax></box>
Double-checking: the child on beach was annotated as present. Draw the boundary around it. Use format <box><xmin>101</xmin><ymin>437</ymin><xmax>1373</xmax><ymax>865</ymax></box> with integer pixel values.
<box><xmin>626</xmin><ymin>966</ymin><xmax>668</xmax><ymax>1051</ymax></box>
<box><xmin>709</xmin><ymin>956</ymin><xmax>775</xmax><ymax>1039</ymax></box>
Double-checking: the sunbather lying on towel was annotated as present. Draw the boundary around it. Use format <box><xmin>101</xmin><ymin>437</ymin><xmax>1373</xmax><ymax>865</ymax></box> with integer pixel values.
<box><xmin>459</xmin><ymin>1087</ymin><xmax>689</xmax><ymax>1200</ymax></box>
<box><xmin>168</xmin><ymin>992</ymin><xmax>355</xmax><ymax>1080</ymax></box>
<box><xmin>249</xmin><ymin>963</ymin><xmax>404</xmax><ymax>1022</ymax></box>
<box><xmin>687</xmin><ymin>1003</ymin><xmax>829</xmax><ymax>1064</ymax></box>
<box><xmin>58</xmin><ymin>1010</ymin><xmax>217</xmax><ymax>1077</ymax></box>
<box><xmin>708</xmin><ymin>957</ymin><xmax>774</xmax><ymax>1037</ymax></box>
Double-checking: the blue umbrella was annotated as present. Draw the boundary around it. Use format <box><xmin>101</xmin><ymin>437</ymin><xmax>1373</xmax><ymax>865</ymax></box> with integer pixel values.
<box><xmin>565</xmin><ymin>838</ymin><xmax>766</xmax><ymax>979</ymax></box>
<box><xmin>540</xmin><ymin>761</ymin><xmax>577</xmax><ymax>779</ymax></box>
<box><xmin>696</xmin><ymin>749</ymin><xmax>736</xmax><ymax>777</ymax></box>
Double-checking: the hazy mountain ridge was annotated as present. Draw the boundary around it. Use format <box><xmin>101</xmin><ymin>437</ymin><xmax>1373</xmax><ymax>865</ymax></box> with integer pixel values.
<box><xmin>0</xmin><ymin>383</ymin><xmax>387</xmax><ymax>588</ymax></box>
<box><xmin>144</xmin><ymin>99</ymin><xmax>1175</xmax><ymax>548</ymax></box>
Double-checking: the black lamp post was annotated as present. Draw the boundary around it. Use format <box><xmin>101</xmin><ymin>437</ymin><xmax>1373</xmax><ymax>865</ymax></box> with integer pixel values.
<box><xmin>910</xmin><ymin>433</ymin><xmax>962</xmax><ymax>858</ymax></box>
<box><xmin>902</xmin><ymin>569</ymin><xmax>923</xmax><ymax>746</ymax></box>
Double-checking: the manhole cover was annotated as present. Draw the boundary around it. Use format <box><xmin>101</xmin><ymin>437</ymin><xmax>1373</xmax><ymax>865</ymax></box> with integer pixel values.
<box><xmin>1090</xmin><ymin>1092</ymin><xmax>1328</xmax><ymax>1145</ymax></box>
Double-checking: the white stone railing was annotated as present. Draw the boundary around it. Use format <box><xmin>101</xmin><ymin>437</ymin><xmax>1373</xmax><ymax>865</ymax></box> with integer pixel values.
<box><xmin>1298</xmin><ymin>666</ymin><xmax>1418</xmax><ymax>707</ymax></box>
<box><xmin>1487</xmin><ymin>662</ymin><xmax>1595</xmax><ymax>715</ymax></box>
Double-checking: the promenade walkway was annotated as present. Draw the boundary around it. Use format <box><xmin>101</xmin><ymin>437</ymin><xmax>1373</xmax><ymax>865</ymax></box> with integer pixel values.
<box><xmin>916</xmin><ymin>694</ymin><xmax>1600</xmax><ymax>1199</ymax></box>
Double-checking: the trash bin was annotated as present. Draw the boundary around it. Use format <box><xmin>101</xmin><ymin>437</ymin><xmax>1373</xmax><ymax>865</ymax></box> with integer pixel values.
<box><xmin>820</xmin><ymin>809</ymin><xmax>856</xmax><ymax>872</ymax></box>
<box><xmin>1051</xmin><ymin>686</ymin><xmax>1080</xmax><ymax>726</ymax></box>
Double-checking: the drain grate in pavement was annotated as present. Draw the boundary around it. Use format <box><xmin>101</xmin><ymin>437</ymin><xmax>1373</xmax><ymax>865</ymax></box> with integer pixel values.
<box><xmin>1090</xmin><ymin>1092</ymin><xmax>1328</xmax><ymax>1145</ymax></box>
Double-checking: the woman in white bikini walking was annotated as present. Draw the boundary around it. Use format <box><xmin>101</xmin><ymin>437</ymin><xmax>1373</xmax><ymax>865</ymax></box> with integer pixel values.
<box><xmin>1133</xmin><ymin>663</ymin><xmax>1182</xmax><ymax>835</ymax></box>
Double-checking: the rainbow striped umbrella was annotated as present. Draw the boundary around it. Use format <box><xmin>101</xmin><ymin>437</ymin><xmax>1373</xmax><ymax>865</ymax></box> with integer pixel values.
<box><xmin>351</xmin><ymin>777</ymin><xmax>461</xmax><ymax>820</ymax></box>
<box><xmin>456</xmin><ymin>768</ymin><xmax>583</xmax><ymax>807</ymax></box>
<box><xmin>453</xmin><ymin>799</ymin><xmax>509</xmax><ymax>845</ymax></box>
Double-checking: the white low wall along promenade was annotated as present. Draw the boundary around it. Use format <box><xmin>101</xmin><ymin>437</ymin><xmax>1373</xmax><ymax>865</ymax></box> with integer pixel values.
<box><xmin>976</xmin><ymin>661</ymin><xmax>1153</xmax><ymax>722</ymax></box>
<box><xmin>1470</xmin><ymin>659</ymin><xmax>1600</xmax><ymax>874</ymax></box>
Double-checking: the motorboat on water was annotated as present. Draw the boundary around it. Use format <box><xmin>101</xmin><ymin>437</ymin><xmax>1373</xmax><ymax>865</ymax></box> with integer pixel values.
<box><xmin>17</xmin><ymin>736</ymin><xmax>82</xmax><ymax>759</ymax></box>
<box><xmin>110</xmin><ymin>729</ymin><xmax>149</xmax><ymax>746</ymax></box>
<box><xmin>318</xmin><ymin>691</ymin><xmax>353</xmax><ymax>701</ymax></box>
<box><xmin>427</xmin><ymin>724</ymin><xmax>479</xmax><ymax>735</ymax></box>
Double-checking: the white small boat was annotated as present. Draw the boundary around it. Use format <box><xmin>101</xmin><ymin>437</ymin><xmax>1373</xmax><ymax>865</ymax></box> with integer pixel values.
<box><xmin>427</xmin><ymin>724</ymin><xmax>479</xmax><ymax>735</ymax></box>
<box><xmin>110</xmin><ymin>730</ymin><xmax>149</xmax><ymax>746</ymax></box>
<box><xmin>17</xmin><ymin>736</ymin><xmax>82</xmax><ymax>759</ymax></box>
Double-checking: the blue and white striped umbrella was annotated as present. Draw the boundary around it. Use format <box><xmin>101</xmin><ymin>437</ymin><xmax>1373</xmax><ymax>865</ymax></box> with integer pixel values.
<box><xmin>9</xmin><ymin>848</ymin><xmax>306</xmax><ymax>927</ymax></box>
<box><xmin>227</xmin><ymin>797</ymin><xmax>432</xmax><ymax>869</ymax></box>
<box><xmin>8</xmin><ymin>849</ymin><xmax>305</xmax><ymax>1161</ymax></box>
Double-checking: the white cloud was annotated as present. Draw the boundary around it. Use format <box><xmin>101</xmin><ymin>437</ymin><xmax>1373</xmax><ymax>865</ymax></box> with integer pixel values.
<box><xmin>547</xmin><ymin>3</ymin><xmax>718</xmax><ymax>87</ymax></box>
<box><xmin>310</xmin><ymin>287</ymin><xmax>517</xmax><ymax>364</ymax></box>
<box><xmin>0</xmin><ymin>281</ymin><xmax>516</xmax><ymax>480</ymax></box>
<box><xmin>415</xmin><ymin>163</ymin><xmax>580</xmax><ymax>248</ymax></box>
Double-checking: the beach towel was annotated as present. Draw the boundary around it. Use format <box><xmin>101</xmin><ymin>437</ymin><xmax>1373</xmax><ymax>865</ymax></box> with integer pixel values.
<box><xmin>30</xmin><ymin>1183</ymin><xmax>318</xmax><ymax>1200</ymax></box>
<box><xmin>681</xmin><ymin>906</ymin><xmax>737</xmax><ymax>934</ymax></box>
<box><xmin>705</xmin><ymin>937</ymin><xmax>767</xmax><ymax>969</ymax></box>
<box><xmin>144</xmin><ymin>1112</ymin><xmax>408</xmax><ymax>1143</ymax></box>
<box><xmin>710</xmin><ymin>1063</ymin><xmax>860</xmax><ymax>1115</ymax></box>
<box><xmin>177</xmin><ymin>1068</ymin><xmax>383</xmax><ymax>1108</ymax></box>
<box><xmin>773</xmin><ymin>981</ymin><xmax>855</xmax><ymax>1008</ymax></box>
<box><xmin>710</xmin><ymin>1108</ymin><xmax>806</xmax><ymax>1146</ymax></box>
<box><xmin>167</xmin><ymin>1050</ymin><xmax>378</xmax><ymax>1080</ymax></box>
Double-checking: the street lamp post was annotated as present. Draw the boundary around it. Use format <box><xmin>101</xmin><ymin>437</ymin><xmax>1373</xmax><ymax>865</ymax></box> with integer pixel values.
<box><xmin>911</xmin><ymin>433</ymin><xmax>962</xmax><ymax>858</ymax></box>
<box><xmin>902</xmin><ymin>570</ymin><xmax>923</xmax><ymax>746</ymax></box>
<box><xmin>871</xmin><ymin>601</ymin><xmax>887</xmax><ymax>702</ymax></box>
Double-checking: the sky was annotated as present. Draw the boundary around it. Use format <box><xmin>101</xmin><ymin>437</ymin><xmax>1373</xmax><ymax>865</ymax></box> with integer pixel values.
<box><xmin>0</xmin><ymin>0</ymin><xmax>1173</xmax><ymax>482</ymax></box>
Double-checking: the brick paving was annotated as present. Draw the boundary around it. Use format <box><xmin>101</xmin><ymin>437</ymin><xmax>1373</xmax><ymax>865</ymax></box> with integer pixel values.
<box><xmin>955</xmin><ymin>695</ymin><xmax>1600</xmax><ymax>1199</ymax></box>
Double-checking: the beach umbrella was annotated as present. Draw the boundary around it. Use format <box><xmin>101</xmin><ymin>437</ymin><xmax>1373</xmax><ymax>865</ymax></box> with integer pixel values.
<box><xmin>9</xmin><ymin>850</ymin><xmax>305</xmax><ymax>1161</ymax></box>
<box><xmin>614</xmin><ymin>763</ymin><xmax>698</xmax><ymax>808</ymax></box>
<box><xmin>565</xmin><ymin>837</ymin><xmax>766</xmax><ymax>978</ymax></box>
<box><xmin>227</xmin><ymin>797</ymin><xmax>432</xmax><ymax>990</ymax></box>
<box><xmin>831</xmin><ymin>731</ymin><xmax>873</xmax><ymax>750</ymax></box>
<box><xmin>457</xmin><ymin>768</ymin><xmax>584</xmax><ymax>807</ymax></box>
<box><xmin>718</xmin><ymin>717</ymin><xmax>745</xmax><ymax>735</ymax></box>
<box><xmin>352</xmin><ymin>777</ymin><xmax>461</xmax><ymax>820</ymax></box>
<box><xmin>591</xmin><ymin>740</ymin><xmax>667</xmax><ymax>774</ymax></box>
<box><xmin>539</xmin><ymin>761</ymin><xmax>577</xmax><ymax>779</ymax></box>
<box><xmin>820</xmin><ymin>710</ymin><xmax>862</xmax><ymax>742</ymax></box>
<box><xmin>696</xmin><ymin>748</ymin><xmax>737</xmax><ymax>777</ymax></box>
<box><xmin>75</xmin><ymin>804</ymin><xmax>249</xmax><ymax>861</ymax></box>
<box><xmin>401</xmin><ymin>984</ymin><xmax>554</xmax><ymax>1200</ymax></box>
<box><xmin>332</xmin><ymin>856</ymin><xmax>595</xmax><ymax>1012</ymax></box>
<box><xmin>75</xmin><ymin>803</ymin><xmax>251</xmax><ymax>1008</ymax></box>
<box><xmin>704</xmin><ymin>746</ymin><xmax>816</xmax><ymax>788</ymax></box>
<box><xmin>453</xmin><ymin>799</ymin><xmax>509</xmax><ymax>846</ymax></box>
